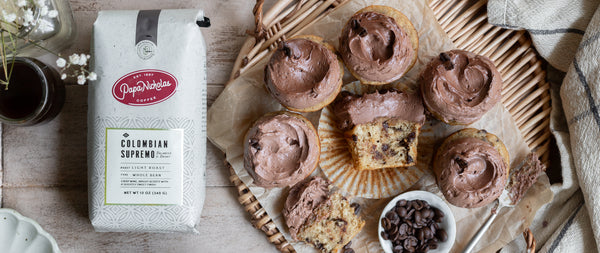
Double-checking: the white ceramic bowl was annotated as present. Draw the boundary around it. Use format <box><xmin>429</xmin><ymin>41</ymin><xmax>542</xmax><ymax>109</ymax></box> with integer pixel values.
<box><xmin>0</xmin><ymin>208</ymin><xmax>61</xmax><ymax>253</ymax></box>
<box><xmin>378</xmin><ymin>191</ymin><xmax>456</xmax><ymax>253</ymax></box>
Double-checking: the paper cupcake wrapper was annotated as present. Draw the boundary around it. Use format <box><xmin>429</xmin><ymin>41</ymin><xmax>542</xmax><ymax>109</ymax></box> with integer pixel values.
<box><xmin>318</xmin><ymin>82</ymin><xmax>429</xmax><ymax>199</ymax></box>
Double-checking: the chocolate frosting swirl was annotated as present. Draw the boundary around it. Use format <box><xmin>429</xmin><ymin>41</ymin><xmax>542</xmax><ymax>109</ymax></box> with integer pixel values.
<box><xmin>244</xmin><ymin>112</ymin><xmax>319</xmax><ymax>188</ymax></box>
<box><xmin>283</xmin><ymin>177</ymin><xmax>330</xmax><ymax>240</ymax></box>
<box><xmin>332</xmin><ymin>89</ymin><xmax>425</xmax><ymax>131</ymax></box>
<box><xmin>420</xmin><ymin>50</ymin><xmax>502</xmax><ymax>124</ymax></box>
<box><xmin>435</xmin><ymin>137</ymin><xmax>507</xmax><ymax>208</ymax></box>
<box><xmin>339</xmin><ymin>11</ymin><xmax>415</xmax><ymax>83</ymax></box>
<box><xmin>265</xmin><ymin>38</ymin><xmax>341</xmax><ymax>110</ymax></box>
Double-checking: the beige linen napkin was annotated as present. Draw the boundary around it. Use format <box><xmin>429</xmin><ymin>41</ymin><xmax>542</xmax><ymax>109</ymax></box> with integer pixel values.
<box><xmin>488</xmin><ymin>0</ymin><xmax>600</xmax><ymax>252</ymax></box>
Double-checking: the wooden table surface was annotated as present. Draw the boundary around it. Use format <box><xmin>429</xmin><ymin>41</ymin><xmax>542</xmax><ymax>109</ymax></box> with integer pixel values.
<box><xmin>0</xmin><ymin>0</ymin><xmax>279</xmax><ymax>252</ymax></box>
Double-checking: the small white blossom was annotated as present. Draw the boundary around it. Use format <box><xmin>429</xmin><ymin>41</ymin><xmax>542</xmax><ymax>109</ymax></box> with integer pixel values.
<box><xmin>47</xmin><ymin>10</ymin><xmax>58</xmax><ymax>18</ymax></box>
<box><xmin>17</xmin><ymin>0</ymin><xmax>27</xmax><ymax>7</ymax></box>
<box><xmin>35</xmin><ymin>0</ymin><xmax>46</xmax><ymax>7</ymax></box>
<box><xmin>22</xmin><ymin>9</ymin><xmax>34</xmax><ymax>27</ymax></box>
<box><xmin>87</xmin><ymin>72</ymin><xmax>97</xmax><ymax>81</ymax></box>
<box><xmin>77</xmin><ymin>75</ymin><xmax>86</xmax><ymax>85</ymax></box>
<box><xmin>61</xmin><ymin>73</ymin><xmax>67</xmax><ymax>80</ymax></box>
<box><xmin>2</xmin><ymin>11</ymin><xmax>16</xmax><ymax>23</ymax></box>
<box><xmin>56</xmin><ymin>58</ymin><xmax>66</xmax><ymax>68</ymax></box>
<box><xmin>68</xmin><ymin>54</ymin><xmax>81</xmax><ymax>65</ymax></box>
<box><xmin>40</xmin><ymin>6</ymin><xmax>48</xmax><ymax>16</ymax></box>
<box><xmin>78</xmin><ymin>53</ymin><xmax>88</xmax><ymax>65</ymax></box>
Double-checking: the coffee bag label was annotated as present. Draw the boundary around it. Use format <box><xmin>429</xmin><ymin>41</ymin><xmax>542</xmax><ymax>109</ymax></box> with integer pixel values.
<box><xmin>112</xmin><ymin>69</ymin><xmax>178</xmax><ymax>106</ymax></box>
<box><xmin>105</xmin><ymin>128</ymin><xmax>183</xmax><ymax>205</ymax></box>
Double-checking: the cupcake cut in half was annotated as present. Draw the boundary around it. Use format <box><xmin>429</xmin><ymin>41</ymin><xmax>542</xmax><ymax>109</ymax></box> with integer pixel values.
<box><xmin>420</xmin><ymin>50</ymin><xmax>503</xmax><ymax>125</ymax></box>
<box><xmin>332</xmin><ymin>88</ymin><xmax>425</xmax><ymax>170</ymax></box>
<box><xmin>283</xmin><ymin>177</ymin><xmax>365</xmax><ymax>253</ymax></box>
<box><xmin>243</xmin><ymin>111</ymin><xmax>320</xmax><ymax>188</ymax></box>
<box><xmin>433</xmin><ymin>128</ymin><xmax>509</xmax><ymax>208</ymax></box>
<box><xmin>265</xmin><ymin>35</ymin><xmax>344</xmax><ymax>112</ymax></box>
<box><xmin>339</xmin><ymin>5</ymin><xmax>419</xmax><ymax>85</ymax></box>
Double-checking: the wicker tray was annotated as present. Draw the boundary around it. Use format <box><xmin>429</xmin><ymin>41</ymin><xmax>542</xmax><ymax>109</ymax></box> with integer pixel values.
<box><xmin>225</xmin><ymin>0</ymin><xmax>549</xmax><ymax>251</ymax></box>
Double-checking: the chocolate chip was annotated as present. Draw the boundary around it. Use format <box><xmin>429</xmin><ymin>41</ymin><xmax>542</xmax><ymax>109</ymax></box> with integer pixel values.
<box><xmin>381</xmin><ymin>231</ymin><xmax>389</xmax><ymax>240</ymax></box>
<box><xmin>351</xmin><ymin>19</ymin><xmax>360</xmax><ymax>29</ymax></box>
<box><xmin>429</xmin><ymin>242</ymin><xmax>438</xmax><ymax>249</ymax></box>
<box><xmin>407</xmin><ymin>155</ymin><xmax>414</xmax><ymax>164</ymax></box>
<box><xmin>374</xmin><ymin>151</ymin><xmax>384</xmax><ymax>160</ymax></box>
<box><xmin>290</xmin><ymin>139</ymin><xmax>299</xmax><ymax>146</ymax></box>
<box><xmin>398</xmin><ymin>223</ymin><xmax>409</xmax><ymax>235</ymax></box>
<box><xmin>281</xmin><ymin>42</ymin><xmax>291</xmax><ymax>57</ymax></box>
<box><xmin>343</xmin><ymin>248</ymin><xmax>355</xmax><ymax>253</ymax></box>
<box><xmin>382</xmin><ymin>217</ymin><xmax>391</xmax><ymax>231</ymax></box>
<box><xmin>344</xmin><ymin>241</ymin><xmax>352</xmax><ymax>249</ymax></box>
<box><xmin>406</xmin><ymin>132</ymin><xmax>416</xmax><ymax>143</ymax></box>
<box><xmin>358</xmin><ymin>27</ymin><xmax>368</xmax><ymax>37</ymax></box>
<box><xmin>351</xmin><ymin>203</ymin><xmax>361</xmax><ymax>215</ymax></box>
<box><xmin>249</xmin><ymin>138</ymin><xmax>261</xmax><ymax>150</ymax></box>
<box><xmin>433</xmin><ymin>207</ymin><xmax>444</xmax><ymax>219</ymax></box>
<box><xmin>382</xmin><ymin>144</ymin><xmax>390</xmax><ymax>152</ymax></box>
<box><xmin>393</xmin><ymin>245</ymin><xmax>404</xmax><ymax>253</ymax></box>
<box><xmin>397</xmin><ymin>199</ymin><xmax>407</xmax><ymax>207</ymax></box>
<box><xmin>352</xmin><ymin>134</ymin><xmax>358</xmax><ymax>141</ymax></box>
<box><xmin>404</xmin><ymin>236</ymin><xmax>418</xmax><ymax>251</ymax></box>
<box><xmin>437</xmin><ymin>229</ymin><xmax>448</xmax><ymax>242</ymax></box>
<box><xmin>439</xmin><ymin>52</ymin><xmax>451</xmax><ymax>62</ymax></box>
<box><xmin>382</xmin><ymin>121</ymin><xmax>389</xmax><ymax>131</ymax></box>
<box><xmin>454</xmin><ymin>157</ymin><xmax>468</xmax><ymax>171</ymax></box>
<box><xmin>332</xmin><ymin>218</ymin><xmax>348</xmax><ymax>230</ymax></box>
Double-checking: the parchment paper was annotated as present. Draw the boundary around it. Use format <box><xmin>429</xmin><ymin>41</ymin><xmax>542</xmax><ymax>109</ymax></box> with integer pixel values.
<box><xmin>207</xmin><ymin>0</ymin><xmax>553</xmax><ymax>252</ymax></box>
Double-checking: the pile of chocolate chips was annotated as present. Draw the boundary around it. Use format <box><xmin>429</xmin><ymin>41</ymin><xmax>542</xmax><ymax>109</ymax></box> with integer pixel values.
<box><xmin>380</xmin><ymin>199</ymin><xmax>447</xmax><ymax>253</ymax></box>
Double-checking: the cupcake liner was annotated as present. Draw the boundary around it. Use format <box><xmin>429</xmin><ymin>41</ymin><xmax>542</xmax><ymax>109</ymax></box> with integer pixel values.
<box><xmin>318</xmin><ymin>82</ymin><xmax>428</xmax><ymax>198</ymax></box>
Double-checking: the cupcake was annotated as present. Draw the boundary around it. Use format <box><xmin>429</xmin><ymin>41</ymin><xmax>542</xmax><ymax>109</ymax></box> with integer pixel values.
<box><xmin>339</xmin><ymin>5</ymin><xmax>419</xmax><ymax>85</ymax></box>
<box><xmin>283</xmin><ymin>177</ymin><xmax>365</xmax><ymax>253</ymax></box>
<box><xmin>264</xmin><ymin>35</ymin><xmax>343</xmax><ymax>112</ymax></box>
<box><xmin>433</xmin><ymin>128</ymin><xmax>509</xmax><ymax>208</ymax></box>
<box><xmin>332</xmin><ymin>88</ymin><xmax>425</xmax><ymax>170</ymax></box>
<box><xmin>420</xmin><ymin>50</ymin><xmax>503</xmax><ymax>125</ymax></box>
<box><xmin>243</xmin><ymin>111</ymin><xmax>320</xmax><ymax>188</ymax></box>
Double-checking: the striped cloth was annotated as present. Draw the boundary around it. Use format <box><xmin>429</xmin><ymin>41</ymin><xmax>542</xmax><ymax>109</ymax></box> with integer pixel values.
<box><xmin>488</xmin><ymin>0</ymin><xmax>600</xmax><ymax>252</ymax></box>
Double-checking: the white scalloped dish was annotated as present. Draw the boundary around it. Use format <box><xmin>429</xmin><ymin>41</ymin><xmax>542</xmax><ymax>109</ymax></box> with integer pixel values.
<box><xmin>0</xmin><ymin>208</ymin><xmax>61</xmax><ymax>253</ymax></box>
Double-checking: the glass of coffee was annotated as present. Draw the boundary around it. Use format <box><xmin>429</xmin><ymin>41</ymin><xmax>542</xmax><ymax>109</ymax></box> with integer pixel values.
<box><xmin>0</xmin><ymin>57</ymin><xmax>65</xmax><ymax>126</ymax></box>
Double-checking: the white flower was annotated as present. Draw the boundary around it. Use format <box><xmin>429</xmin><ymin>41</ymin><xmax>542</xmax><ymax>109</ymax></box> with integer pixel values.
<box><xmin>22</xmin><ymin>9</ymin><xmax>34</xmax><ymax>26</ymax></box>
<box><xmin>37</xmin><ymin>19</ymin><xmax>53</xmax><ymax>32</ymax></box>
<box><xmin>77</xmin><ymin>75</ymin><xmax>86</xmax><ymax>85</ymax></box>
<box><xmin>17</xmin><ymin>0</ymin><xmax>27</xmax><ymax>7</ymax></box>
<box><xmin>68</xmin><ymin>54</ymin><xmax>81</xmax><ymax>65</ymax></box>
<box><xmin>2</xmin><ymin>11</ymin><xmax>16</xmax><ymax>23</ymax></box>
<box><xmin>56</xmin><ymin>58</ymin><xmax>66</xmax><ymax>68</ymax></box>
<box><xmin>78</xmin><ymin>53</ymin><xmax>88</xmax><ymax>65</ymax></box>
<box><xmin>36</xmin><ymin>0</ymin><xmax>46</xmax><ymax>7</ymax></box>
<box><xmin>87</xmin><ymin>72</ymin><xmax>97</xmax><ymax>81</ymax></box>
<box><xmin>61</xmin><ymin>73</ymin><xmax>67</xmax><ymax>80</ymax></box>
<box><xmin>47</xmin><ymin>10</ymin><xmax>58</xmax><ymax>18</ymax></box>
<box><xmin>40</xmin><ymin>6</ymin><xmax>48</xmax><ymax>16</ymax></box>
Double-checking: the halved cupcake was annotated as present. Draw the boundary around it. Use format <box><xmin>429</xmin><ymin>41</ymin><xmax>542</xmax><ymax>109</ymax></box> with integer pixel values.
<box><xmin>332</xmin><ymin>88</ymin><xmax>425</xmax><ymax>170</ymax></box>
<box><xmin>283</xmin><ymin>177</ymin><xmax>364</xmax><ymax>252</ymax></box>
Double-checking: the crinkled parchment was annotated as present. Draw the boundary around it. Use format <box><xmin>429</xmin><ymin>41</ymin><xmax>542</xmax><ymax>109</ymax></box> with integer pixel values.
<box><xmin>207</xmin><ymin>0</ymin><xmax>553</xmax><ymax>252</ymax></box>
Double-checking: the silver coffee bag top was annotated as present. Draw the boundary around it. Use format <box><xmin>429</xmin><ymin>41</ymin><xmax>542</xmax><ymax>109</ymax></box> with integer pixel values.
<box><xmin>88</xmin><ymin>9</ymin><xmax>207</xmax><ymax>233</ymax></box>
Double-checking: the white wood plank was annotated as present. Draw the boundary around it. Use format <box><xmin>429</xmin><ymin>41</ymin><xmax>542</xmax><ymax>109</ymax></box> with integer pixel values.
<box><xmin>2</xmin><ymin>186</ymin><xmax>278</xmax><ymax>253</ymax></box>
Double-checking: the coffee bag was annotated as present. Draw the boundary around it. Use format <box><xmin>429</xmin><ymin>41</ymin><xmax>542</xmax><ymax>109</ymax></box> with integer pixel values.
<box><xmin>88</xmin><ymin>9</ymin><xmax>208</xmax><ymax>233</ymax></box>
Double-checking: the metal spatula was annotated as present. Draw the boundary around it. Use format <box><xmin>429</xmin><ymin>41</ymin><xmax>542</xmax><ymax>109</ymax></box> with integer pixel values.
<box><xmin>462</xmin><ymin>153</ymin><xmax>546</xmax><ymax>253</ymax></box>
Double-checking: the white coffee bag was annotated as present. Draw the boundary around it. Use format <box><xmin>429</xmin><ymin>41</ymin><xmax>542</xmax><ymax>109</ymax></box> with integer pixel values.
<box><xmin>88</xmin><ymin>9</ymin><xmax>207</xmax><ymax>233</ymax></box>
